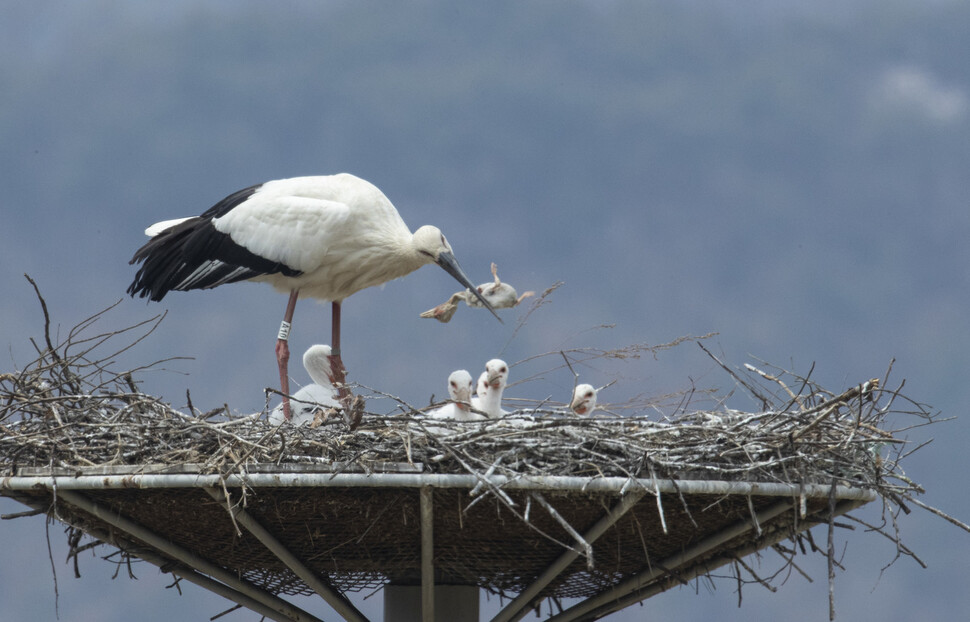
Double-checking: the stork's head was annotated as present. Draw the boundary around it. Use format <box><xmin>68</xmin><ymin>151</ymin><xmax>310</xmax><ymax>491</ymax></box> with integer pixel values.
<box><xmin>447</xmin><ymin>369</ymin><xmax>474</xmax><ymax>408</ymax></box>
<box><xmin>476</xmin><ymin>371</ymin><xmax>488</xmax><ymax>397</ymax></box>
<box><xmin>570</xmin><ymin>384</ymin><xmax>598</xmax><ymax>416</ymax></box>
<box><xmin>484</xmin><ymin>359</ymin><xmax>509</xmax><ymax>390</ymax></box>
<box><xmin>413</xmin><ymin>225</ymin><xmax>501</xmax><ymax>322</ymax></box>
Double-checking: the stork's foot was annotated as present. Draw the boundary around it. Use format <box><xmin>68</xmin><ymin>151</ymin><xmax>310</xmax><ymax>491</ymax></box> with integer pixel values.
<box><xmin>325</xmin><ymin>351</ymin><xmax>363</xmax><ymax>429</ymax></box>
<box><xmin>310</xmin><ymin>407</ymin><xmax>339</xmax><ymax>428</ymax></box>
<box><xmin>344</xmin><ymin>394</ymin><xmax>365</xmax><ymax>430</ymax></box>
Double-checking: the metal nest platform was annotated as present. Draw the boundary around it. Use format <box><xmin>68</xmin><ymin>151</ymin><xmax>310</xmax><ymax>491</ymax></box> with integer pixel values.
<box><xmin>3</xmin><ymin>464</ymin><xmax>874</xmax><ymax>621</ymax></box>
<box><xmin>1</xmin><ymin>292</ymin><xmax>959</xmax><ymax>621</ymax></box>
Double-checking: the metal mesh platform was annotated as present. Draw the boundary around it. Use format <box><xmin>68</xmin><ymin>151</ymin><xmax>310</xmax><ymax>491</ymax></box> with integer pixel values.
<box><xmin>2</xmin><ymin>466</ymin><xmax>871</xmax><ymax>621</ymax></box>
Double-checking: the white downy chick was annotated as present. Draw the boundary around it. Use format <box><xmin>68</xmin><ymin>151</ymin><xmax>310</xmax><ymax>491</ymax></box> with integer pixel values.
<box><xmin>270</xmin><ymin>345</ymin><xmax>339</xmax><ymax>426</ymax></box>
<box><xmin>569</xmin><ymin>383</ymin><xmax>598</xmax><ymax>416</ymax></box>
<box><xmin>428</xmin><ymin>370</ymin><xmax>481</xmax><ymax>421</ymax></box>
<box><xmin>475</xmin><ymin>371</ymin><xmax>488</xmax><ymax>400</ymax></box>
<box><xmin>471</xmin><ymin>358</ymin><xmax>509</xmax><ymax>418</ymax></box>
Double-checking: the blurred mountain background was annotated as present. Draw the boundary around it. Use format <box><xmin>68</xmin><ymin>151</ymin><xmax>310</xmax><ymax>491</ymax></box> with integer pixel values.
<box><xmin>1</xmin><ymin>1</ymin><xmax>968</xmax><ymax>620</ymax></box>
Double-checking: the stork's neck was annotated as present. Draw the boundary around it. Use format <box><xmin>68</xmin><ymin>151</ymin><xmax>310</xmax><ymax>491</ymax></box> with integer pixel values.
<box><xmin>379</xmin><ymin>229</ymin><xmax>434</xmax><ymax>275</ymax></box>
<box><xmin>305</xmin><ymin>361</ymin><xmax>335</xmax><ymax>388</ymax></box>
<box><xmin>481</xmin><ymin>384</ymin><xmax>504</xmax><ymax>415</ymax></box>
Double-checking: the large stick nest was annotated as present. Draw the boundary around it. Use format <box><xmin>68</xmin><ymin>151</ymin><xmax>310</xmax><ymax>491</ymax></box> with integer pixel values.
<box><xmin>1</xmin><ymin>279</ymin><xmax>966</xmax><ymax>618</ymax></box>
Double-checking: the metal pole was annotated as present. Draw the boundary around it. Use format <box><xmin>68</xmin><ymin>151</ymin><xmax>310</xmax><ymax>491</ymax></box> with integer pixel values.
<box><xmin>420</xmin><ymin>486</ymin><xmax>434</xmax><ymax>622</ymax></box>
<box><xmin>54</xmin><ymin>490</ymin><xmax>326</xmax><ymax>622</ymax></box>
<box><xmin>0</xmin><ymin>473</ymin><xmax>878</xmax><ymax>502</ymax></box>
<box><xmin>204</xmin><ymin>487</ymin><xmax>369</xmax><ymax>622</ymax></box>
<box><xmin>384</xmin><ymin>585</ymin><xmax>478</xmax><ymax>622</ymax></box>
<box><xmin>384</xmin><ymin>487</ymin><xmax>479</xmax><ymax>622</ymax></box>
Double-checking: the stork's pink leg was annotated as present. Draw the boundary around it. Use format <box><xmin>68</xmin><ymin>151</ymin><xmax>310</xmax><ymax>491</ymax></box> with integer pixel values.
<box><xmin>330</xmin><ymin>300</ymin><xmax>363</xmax><ymax>430</ymax></box>
<box><xmin>276</xmin><ymin>290</ymin><xmax>299</xmax><ymax>420</ymax></box>
<box><xmin>330</xmin><ymin>301</ymin><xmax>348</xmax><ymax>395</ymax></box>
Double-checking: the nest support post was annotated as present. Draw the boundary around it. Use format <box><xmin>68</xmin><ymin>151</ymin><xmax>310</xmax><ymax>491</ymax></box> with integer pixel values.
<box><xmin>383</xmin><ymin>585</ymin><xmax>479</xmax><ymax>622</ymax></box>
<box><xmin>383</xmin><ymin>486</ymin><xmax>480</xmax><ymax>622</ymax></box>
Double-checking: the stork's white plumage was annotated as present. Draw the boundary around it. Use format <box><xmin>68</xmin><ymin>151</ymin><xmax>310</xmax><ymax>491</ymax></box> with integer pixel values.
<box><xmin>569</xmin><ymin>383</ymin><xmax>598</xmax><ymax>416</ymax></box>
<box><xmin>471</xmin><ymin>358</ymin><xmax>509</xmax><ymax>418</ymax></box>
<box><xmin>428</xmin><ymin>369</ymin><xmax>482</xmax><ymax>421</ymax></box>
<box><xmin>269</xmin><ymin>344</ymin><xmax>339</xmax><ymax>426</ymax></box>
<box><xmin>127</xmin><ymin>173</ymin><xmax>499</xmax><ymax>420</ymax></box>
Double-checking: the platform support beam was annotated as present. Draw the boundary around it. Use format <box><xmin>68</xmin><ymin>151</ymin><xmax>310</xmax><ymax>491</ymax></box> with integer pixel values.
<box><xmin>3</xmin><ymin>492</ymin><xmax>297</xmax><ymax>622</ymax></box>
<box><xmin>54</xmin><ymin>490</ymin><xmax>324</xmax><ymax>622</ymax></box>
<box><xmin>574</xmin><ymin>498</ymin><xmax>869</xmax><ymax>620</ymax></box>
<box><xmin>491</xmin><ymin>490</ymin><xmax>646</xmax><ymax>622</ymax></box>
<box><xmin>546</xmin><ymin>499</ymin><xmax>793</xmax><ymax>621</ymax></box>
<box><xmin>204</xmin><ymin>487</ymin><xmax>369</xmax><ymax>622</ymax></box>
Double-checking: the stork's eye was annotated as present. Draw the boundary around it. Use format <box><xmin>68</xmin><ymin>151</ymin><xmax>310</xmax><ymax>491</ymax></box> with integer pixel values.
<box><xmin>419</xmin><ymin>250</ymin><xmax>434</xmax><ymax>258</ymax></box>
<box><xmin>585</xmin><ymin>390</ymin><xmax>594</xmax><ymax>398</ymax></box>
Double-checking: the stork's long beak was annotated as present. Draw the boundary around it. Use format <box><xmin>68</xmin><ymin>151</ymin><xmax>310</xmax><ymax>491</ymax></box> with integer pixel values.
<box><xmin>436</xmin><ymin>252</ymin><xmax>503</xmax><ymax>322</ymax></box>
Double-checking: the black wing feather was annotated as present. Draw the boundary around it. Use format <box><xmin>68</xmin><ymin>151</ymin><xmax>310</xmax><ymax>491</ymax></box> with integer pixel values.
<box><xmin>199</xmin><ymin>183</ymin><xmax>263</xmax><ymax>219</ymax></box>
<box><xmin>127</xmin><ymin>184</ymin><xmax>302</xmax><ymax>301</ymax></box>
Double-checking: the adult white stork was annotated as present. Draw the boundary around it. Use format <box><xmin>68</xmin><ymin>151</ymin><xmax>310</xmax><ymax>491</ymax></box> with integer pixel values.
<box><xmin>127</xmin><ymin>173</ymin><xmax>499</xmax><ymax>420</ymax></box>
<box><xmin>471</xmin><ymin>358</ymin><xmax>509</xmax><ymax>418</ymax></box>
<box><xmin>268</xmin><ymin>344</ymin><xmax>338</xmax><ymax>426</ymax></box>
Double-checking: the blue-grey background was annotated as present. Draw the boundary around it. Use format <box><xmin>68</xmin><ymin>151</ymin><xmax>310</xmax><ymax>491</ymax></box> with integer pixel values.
<box><xmin>2</xmin><ymin>1</ymin><xmax>968</xmax><ymax>620</ymax></box>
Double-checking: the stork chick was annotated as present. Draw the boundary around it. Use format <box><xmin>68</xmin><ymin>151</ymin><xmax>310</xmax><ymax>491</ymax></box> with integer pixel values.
<box><xmin>569</xmin><ymin>383</ymin><xmax>598</xmax><ymax>416</ymax></box>
<box><xmin>471</xmin><ymin>358</ymin><xmax>509</xmax><ymax>418</ymax></box>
